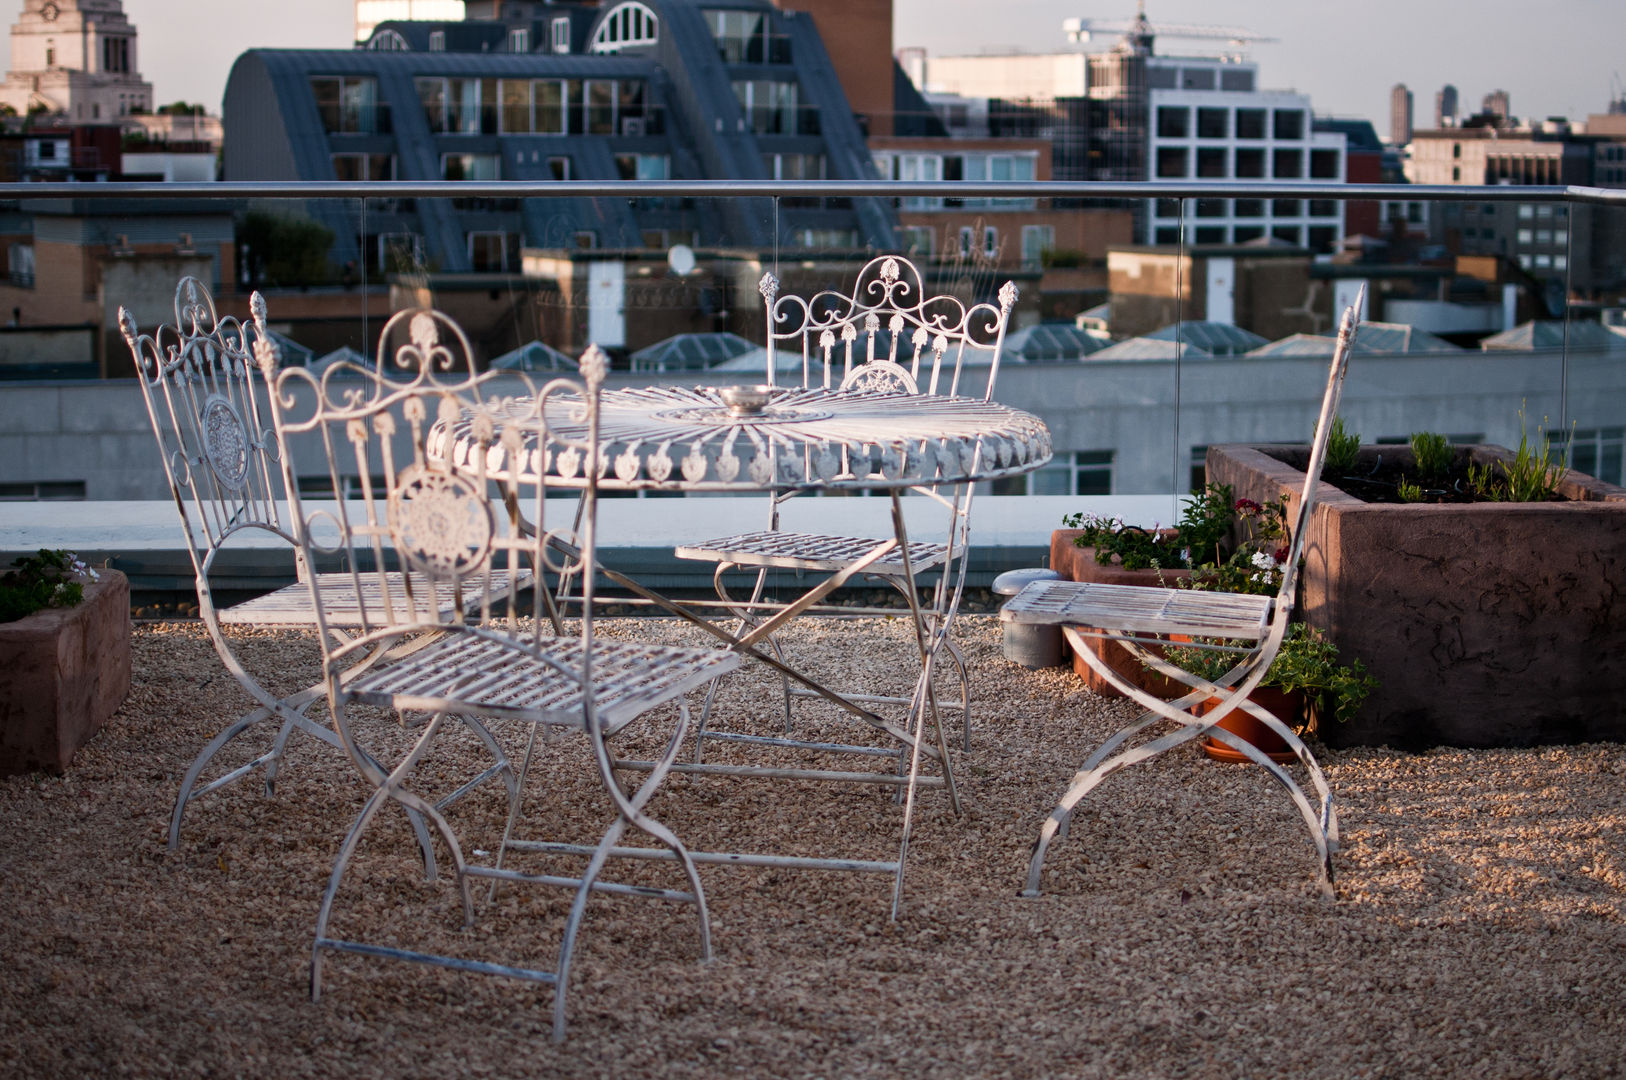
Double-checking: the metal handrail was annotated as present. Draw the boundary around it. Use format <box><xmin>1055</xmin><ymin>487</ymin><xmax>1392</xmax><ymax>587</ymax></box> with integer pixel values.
<box><xmin>2</xmin><ymin>179</ymin><xmax>1623</xmax><ymax>206</ymax></box>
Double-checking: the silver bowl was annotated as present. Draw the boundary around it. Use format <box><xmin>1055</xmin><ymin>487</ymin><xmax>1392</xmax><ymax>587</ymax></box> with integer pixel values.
<box><xmin>719</xmin><ymin>384</ymin><xmax>774</xmax><ymax>416</ymax></box>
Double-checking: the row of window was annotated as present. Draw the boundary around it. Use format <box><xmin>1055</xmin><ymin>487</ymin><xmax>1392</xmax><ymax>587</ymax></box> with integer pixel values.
<box><xmin>1515</xmin><ymin>228</ymin><xmax>1570</xmax><ymax>247</ymax></box>
<box><xmin>1154</xmin><ymin>198</ymin><xmax>1343</xmax><ymax>220</ymax></box>
<box><xmin>1153</xmin><ymin>224</ymin><xmax>1341</xmax><ymax>250</ymax></box>
<box><xmin>415</xmin><ymin>76</ymin><xmax>654</xmax><ymax>137</ymax></box>
<box><xmin>898</xmin><ymin>223</ymin><xmax>1056</xmax><ymax>267</ymax></box>
<box><xmin>705</xmin><ymin>8</ymin><xmax>790</xmax><ymax>64</ymax></box>
<box><xmin>731</xmin><ymin>80</ymin><xmax>815</xmax><ymax>136</ymax></box>
<box><xmin>872</xmin><ymin>151</ymin><xmax>1039</xmax><ymax>210</ymax></box>
<box><xmin>1154</xmin><ymin>146</ymin><xmax>1341</xmax><ymax>180</ymax></box>
<box><xmin>1156</xmin><ymin>106</ymin><xmax>1304</xmax><ymax>141</ymax></box>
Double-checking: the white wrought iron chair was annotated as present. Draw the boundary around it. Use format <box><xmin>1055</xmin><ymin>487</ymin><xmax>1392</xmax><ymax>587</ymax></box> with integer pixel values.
<box><xmin>1001</xmin><ymin>291</ymin><xmax>1366</xmax><ymax>899</ymax></box>
<box><xmin>123</xmin><ymin>279</ymin><xmax>516</xmax><ymax>863</ymax></box>
<box><xmin>264</xmin><ymin>310</ymin><xmax>740</xmax><ymax>1041</ymax></box>
<box><xmin>674</xmin><ymin>255</ymin><xmax>1019</xmax><ymax>754</ymax></box>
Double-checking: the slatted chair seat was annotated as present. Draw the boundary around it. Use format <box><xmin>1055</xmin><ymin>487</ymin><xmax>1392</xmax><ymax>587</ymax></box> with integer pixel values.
<box><xmin>1000</xmin><ymin>580</ymin><xmax>1273</xmax><ymax>642</ymax></box>
<box><xmin>346</xmin><ymin>634</ymin><xmax>738</xmax><ymax>735</ymax></box>
<box><xmin>675</xmin><ymin>530</ymin><xmax>947</xmax><ymax>577</ymax></box>
<box><xmin>219</xmin><ymin>571</ymin><xmax>533</xmax><ymax>628</ymax></box>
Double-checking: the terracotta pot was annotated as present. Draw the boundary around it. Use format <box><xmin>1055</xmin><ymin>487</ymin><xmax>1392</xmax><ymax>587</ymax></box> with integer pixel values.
<box><xmin>1049</xmin><ymin>530</ymin><xmax>1193</xmax><ymax>699</ymax></box>
<box><xmin>1197</xmin><ymin>686</ymin><xmax>1304</xmax><ymax>765</ymax></box>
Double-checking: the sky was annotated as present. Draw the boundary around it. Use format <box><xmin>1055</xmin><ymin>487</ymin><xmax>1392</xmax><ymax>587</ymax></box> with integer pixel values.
<box><xmin>5</xmin><ymin>0</ymin><xmax>1620</xmax><ymax>131</ymax></box>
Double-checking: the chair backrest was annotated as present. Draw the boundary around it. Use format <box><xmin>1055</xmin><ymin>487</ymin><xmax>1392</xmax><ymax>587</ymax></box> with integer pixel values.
<box><xmin>122</xmin><ymin>279</ymin><xmax>298</xmax><ymax>598</ymax></box>
<box><xmin>261</xmin><ymin>305</ymin><xmax>609</xmax><ymax>662</ymax></box>
<box><xmin>1274</xmin><ymin>286</ymin><xmax>1364</xmax><ymax>615</ymax></box>
<box><xmin>758</xmin><ymin>255</ymin><xmax>1019</xmax><ymax>401</ymax></box>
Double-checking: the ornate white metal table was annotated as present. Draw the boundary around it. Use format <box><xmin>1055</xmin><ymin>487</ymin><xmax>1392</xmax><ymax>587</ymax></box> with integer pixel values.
<box><xmin>432</xmin><ymin>382</ymin><xmax>1051</xmax><ymax>914</ymax></box>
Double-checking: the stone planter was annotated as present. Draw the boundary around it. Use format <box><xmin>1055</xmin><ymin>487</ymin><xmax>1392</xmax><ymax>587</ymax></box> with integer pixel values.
<box><xmin>0</xmin><ymin>570</ymin><xmax>131</xmax><ymax>775</ymax></box>
<box><xmin>1050</xmin><ymin>529</ymin><xmax>1193</xmax><ymax>698</ymax></box>
<box><xmin>1207</xmin><ymin>444</ymin><xmax>1626</xmax><ymax>749</ymax></box>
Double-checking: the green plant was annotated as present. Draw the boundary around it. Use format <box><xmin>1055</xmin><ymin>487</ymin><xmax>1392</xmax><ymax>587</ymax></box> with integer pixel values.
<box><xmin>0</xmin><ymin>549</ymin><xmax>99</xmax><ymax>624</ymax></box>
<box><xmin>1182</xmin><ymin>493</ymin><xmax>1291</xmax><ymax>596</ymax></box>
<box><xmin>1063</xmin><ymin>482</ymin><xmax>1238</xmax><ymax>571</ymax></box>
<box><xmin>1409</xmin><ymin>431</ymin><xmax>1451</xmax><ymax>481</ymax></box>
<box><xmin>1397</xmin><ymin>478</ymin><xmax>1424</xmax><ymax>503</ymax></box>
<box><xmin>1323</xmin><ymin>416</ymin><xmax>1360</xmax><ymax>476</ymax></box>
<box><xmin>1160</xmin><ymin>624</ymin><xmax>1377</xmax><ymax>734</ymax></box>
<box><xmin>1468</xmin><ymin>404</ymin><xmax>1570</xmax><ymax>502</ymax></box>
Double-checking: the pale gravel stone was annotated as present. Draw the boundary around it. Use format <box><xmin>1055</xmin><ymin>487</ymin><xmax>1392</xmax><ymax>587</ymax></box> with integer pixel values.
<box><xmin>0</xmin><ymin>617</ymin><xmax>1622</xmax><ymax>1078</ymax></box>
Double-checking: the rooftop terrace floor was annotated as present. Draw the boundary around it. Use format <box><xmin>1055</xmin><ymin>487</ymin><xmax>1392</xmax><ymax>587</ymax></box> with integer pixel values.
<box><xmin>3</xmin><ymin>617</ymin><xmax>1624</xmax><ymax>1078</ymax></box>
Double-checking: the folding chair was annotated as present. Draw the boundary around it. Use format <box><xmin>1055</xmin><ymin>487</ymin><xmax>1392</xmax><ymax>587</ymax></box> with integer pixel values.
<box><xmin>1001</xmin><ymin>289</ymin><xmax>1366</xmax><ymax>898</ymax></box>
<box><xmin>264</xmin><ymin>310</ymin><xmax>740</xmax><ymax>1041</ymax></box>
<box><xmin>674</xmin><ymin>254</ymin><xmax>1019</xmax><ymax>752</ymax></box>
<box><xmin>123</xmin><ymin>278</ymin><xmax>516</xmax><ymax>860</ymax></box>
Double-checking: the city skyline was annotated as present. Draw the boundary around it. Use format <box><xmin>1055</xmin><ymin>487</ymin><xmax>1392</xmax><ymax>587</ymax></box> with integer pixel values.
<box><xmin>0</xmin><ymin>0</ymin><xmax>1618</xmax><ymax>132</ymax></box>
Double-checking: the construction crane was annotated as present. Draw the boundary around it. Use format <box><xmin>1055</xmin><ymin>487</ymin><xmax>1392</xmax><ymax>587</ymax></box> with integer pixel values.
<box><xmin>1062</xmin><ymin>2</ymin><xmax>1276</xmax><ymax>50</ymax></box>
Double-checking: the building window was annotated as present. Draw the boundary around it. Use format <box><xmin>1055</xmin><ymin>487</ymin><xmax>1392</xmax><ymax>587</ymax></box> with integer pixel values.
<box><xmin>428</xmin><ymin>30</ymin><xmax>445</xmax><ymax>51</ymax></box>
<box><xmin>764</xmin><ymin>152</ymin><xmax>824</xmax><ymax>180</ymax></box>
<box><xmin>1272</xmin><ymin>226</ymin><xmax>1302</xmax><ymax>245</ymax></box>
<box><xmin>1233</xmin><ymin>225</ymin><xmax>1264</xmax><ymax>242</ymax></box>
<box><xmin>1195</xmin><ymin>226</ymin><xmax>1225</xmax><ymax>244</ymax></box>
<box><xmin>311</xmin><ymin>76</ymin><xmax>387</xmax><ymax>135</ymax></box>
<box><xmin>552</xmin><ymin>16</ymin><xmax>571</xmax><ymax>53</ymax></box>
<box><xmin>733</xmin><ymin>80</ymin><xmax>804</xmax><ymax>135</ymax></box>
<box><xmin>1156</xmin><ymin>106</ymin><xmax>1189</xmax><ymax>138</ymax></box>
<box><xmin>547</xmin><ymin>156</ymin><xmax>570</xmax><ymax>180</ymax></box>
<box><xmin>1032</xmin><ymin>451</ymin><xmax>1114</xmax><ymax>496</ymax></box>
<box><xmin>591</xmin><ymin>2</ymin><xmax>661</xmax><ymax>53</ymax></box>
<box><xmin>1273</xmin><ymin>109</ymin><xmax>1305</xmax><ymax>140</ymax></box>
<box><xmin>1272</xmin><ymin>149</ymin><xmax>1303</xmax><ymax>178</ymax></box>
<box><xmin>468</xmin><ymin>232</ymin><xmax>517</xmax><ymax>272</ymax></box>
<box><xmin>1566</xmin><ymin>427</ymin><xmax>1625</xmax><ymax>484</ymax></box>
<box><xmin>1308</xmin><ymin>225</ymin><xmax>1337</xmax><ymax>252</ymax></box>
<box><xmin>1196</xmin><ymin>107</ymin><xmax>1228</xmax><ymax>139</ymax></box>
<box><xmin>508</xmin><ymin>28</ymin><xmax>530</xmax><ymax>52</ymax></box>
<box><xmin>1196</xmin><ymin>147</ymin><xmax>1227</xmax><ymax>178</ymax></box>
<box><xmin>1272</xmin><ymin>199</ymin><xmax>1302</xmax><ymax>217</ymax></box>
<box><xmin>1155</xmin><ymin>146</ymin><xmax>1188</xmax><ymax>179</ymax></box>
<box><xmin>1309</xmin><ymin>149</ymin><xmax>1341</xmax><ymax>179</ymax></box>
<box><xmin>1154</xmin><ymin>227</ymin><xmax>1180</xmax><ymax>244</ymax></box>
<box><xmin>708</xmin><ymin>8</ymin><xmax>783</xmax><ymax>63</ymax></box>
<box><xmin>958</xmin><ymin>226</ymin><xmax>973</xmax><ymax>257</ymax></box>
<box><xmin>901</xmin><ymin>225</ymin><xmax>934</xmax><ymax>260</ymax></box>
<box><xmin>614</xmin><ymin>152</ymin><xmax>670</xmax><ymax>180</ymax></box>
<box><xmin>377</xmin><ymin>233</ymin><xmax>424</xmax><ymax>273</ymax></box>
<box><xmin>441</xmin><ymin>153</ymin><xmax>501</xmax><ymax>181</ymax></box>
<box><xmin>1234</xmin><ymin>147</ymin><xmax>1265</xmax><ymax>178</ymax></box>
<box><xmin>1235</xmin><ymin>108</ymin><xmax>1266</xmax><ymax>139</ymax></box>
<box><xmin>0</xmin><ymin>480</ymin><xmax>86</xmax><ymax>501</ymax></box>
<box><xmin>1189</xmin><ymin>446</ymin><xmax>1209</xmax><ymax>491</ymax></box>
<box><xmin>1020</xmin><ymin>224</ymin><xmax>1053</xmax><ymax>268</ymax></box>
<box><xmin>1196</xmin><ymin>198</ymin><xmax>1227</xmax><ymax>218</ymax></box>
<box><xmin>331</xmin><ymin>153</ymin><xmax>395</xmax><ymax>181</ymax></box>
<box><xmin>982</xmin><ymin>226</ymin><xmax>999</xmax><ymax>259</ymax></box>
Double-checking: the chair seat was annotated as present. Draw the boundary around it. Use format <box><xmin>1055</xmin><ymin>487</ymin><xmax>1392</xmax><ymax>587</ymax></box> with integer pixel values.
<box><xmin>343</xmin><ymin>630</ymin><xmax>741</xmax><ymax>735</ymax></box>
<box><xmin>219</xmin><ymin>571</ymin><xmax>533</xmax><ymax>628</ymax></box>
<box><xmin>675</xmin><ymin>530</ymin><xmax>947</xmax><ymax>577</ymax></box>
<box><xmin>999</xmin><ymin>579</ymin><xmax>1273</xmax><ymax>641</ymax></box>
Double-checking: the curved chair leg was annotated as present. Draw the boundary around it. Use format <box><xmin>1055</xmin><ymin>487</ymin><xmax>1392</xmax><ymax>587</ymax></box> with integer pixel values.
<box><xmin>312</xmin><ymin>711</ymin><xmax>472</xmax><ymax>1001</ymax></box>
<box><xmin>1026</xmin><ymin>630</ymin><xmax>1335</xmax><ymax>897</ymax></box>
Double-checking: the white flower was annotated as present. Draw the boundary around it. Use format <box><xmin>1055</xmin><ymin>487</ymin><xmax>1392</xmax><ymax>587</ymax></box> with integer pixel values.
<box><xmin>1250</xmin><ymin>550</ymin><xmax>1279</xmax><ymax>572</ymax></box>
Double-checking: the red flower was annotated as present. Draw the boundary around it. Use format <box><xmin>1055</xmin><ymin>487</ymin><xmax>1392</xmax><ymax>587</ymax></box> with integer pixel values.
<box><xmin>1234</xmin><ymin>498</ymin><xmax>1262</xmax><ymax>515</ymax></box>
<box><xmin>1273</xmin><ymin>545</ymin><xmax>1290</xmax><ymax>564</ymax></box>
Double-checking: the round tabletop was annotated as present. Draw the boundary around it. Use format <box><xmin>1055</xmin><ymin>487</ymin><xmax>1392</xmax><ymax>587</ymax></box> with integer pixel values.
<box><xmin>432</xmin><ymin>384</ymin><xmax>1052</xmax><ymax>492</ymax></box>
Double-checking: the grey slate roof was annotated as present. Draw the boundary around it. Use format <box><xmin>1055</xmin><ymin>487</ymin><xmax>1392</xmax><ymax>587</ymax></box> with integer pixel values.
<box><xmin>630</xmin><ymin>331</ymin><xmax>759</xmax><ymax>372</ymax></box>
<box><xmin>1090</xmin><ymin>337</ymin><xmax>1215</xmax><ymax>361</ymax></box>
<box><xmin>1145</xmin><ymin>321</ymin><xmax>1269</xmax><ymax>356</ymax></box>
<box><xmin>1003</xmin><ymin>323</ymin><xmax>1108</xmax><ymax>363</ymax></box>
<box><xmin>1481</xmin><ymin>320</ymin><xmax>1626</xmax><ymax>351</ymax></box>
<box><xmin>490</xmin><ymin>340</ymin><xmax>577</xmax><ymax>372</ymax></box>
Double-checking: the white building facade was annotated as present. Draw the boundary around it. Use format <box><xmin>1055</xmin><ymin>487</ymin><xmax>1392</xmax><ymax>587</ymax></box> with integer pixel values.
<box><xmin>0</xmin><ymin>0</ymin><xmax>151</xmax><ymax>122</ymax></box>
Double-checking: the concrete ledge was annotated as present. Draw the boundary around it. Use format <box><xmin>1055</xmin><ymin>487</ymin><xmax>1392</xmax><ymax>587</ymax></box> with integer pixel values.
<box><xmin>0</xmin><ymin>496</ymin><xmax>1189</xmax><ymax>599</ymax></box>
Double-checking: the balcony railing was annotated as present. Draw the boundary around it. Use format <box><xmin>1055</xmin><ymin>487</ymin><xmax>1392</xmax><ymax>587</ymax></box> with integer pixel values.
<box><xmin>1</xmin><ymin>178</ymin><xmax>1623</xmax><ymax>504</ymax></box>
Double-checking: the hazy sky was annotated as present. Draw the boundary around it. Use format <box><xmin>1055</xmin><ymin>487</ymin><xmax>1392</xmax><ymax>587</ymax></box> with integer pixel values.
<box><xmin>6</xmin><ymin>0</ymin><xmax>1620</xmax><ymax>130</ymax></box>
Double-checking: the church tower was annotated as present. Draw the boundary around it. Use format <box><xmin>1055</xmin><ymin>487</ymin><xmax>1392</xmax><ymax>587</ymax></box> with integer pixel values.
<box><xmin>0</xmin><ymin>0</ymin><xmax>153</xmax><ymax>122</ymax></box>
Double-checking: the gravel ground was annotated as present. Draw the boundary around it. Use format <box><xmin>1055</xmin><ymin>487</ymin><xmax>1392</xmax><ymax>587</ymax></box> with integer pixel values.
<box><xmin>2</xmin><ymin>617</ymin><xmax>1623</xmax><ymax>1079</ymax></box>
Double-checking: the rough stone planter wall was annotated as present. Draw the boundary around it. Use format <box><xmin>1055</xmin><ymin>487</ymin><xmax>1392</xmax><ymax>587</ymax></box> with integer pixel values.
<box><xmin>1050</xmin><ymin>529</ymin><xmax>1192</xmax><ymax>698</ymax></box>
<box><xmin>1208</xmin><ymin>444</ymin><xmax>1626</xmax><ymax>749</ymax></box>
<box><xmin>0</xmin><ymin>570</ymin><xmax>131</xmax><ymax>775</ymax></box>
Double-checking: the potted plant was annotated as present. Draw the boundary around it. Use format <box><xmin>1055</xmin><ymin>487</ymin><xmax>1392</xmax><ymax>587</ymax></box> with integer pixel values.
<box><xmin>1207</xmin><ymin>411</ymin><xmax>1626</xmax><ymax>748</ymax></box>
<box><xmin>1161</xmin><ymin>625</ymin><xmax>1378</xmax><ymax>763</ymax></box>
<box><xmin>1051</xmin><ymin>484</ymin><xmax>1233</xmax><ymax>695</ymax></box>
<box><xmin>0</xmin><ymin>550</ymin><xmax>130</xmax><ymax>775</ymax></box>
